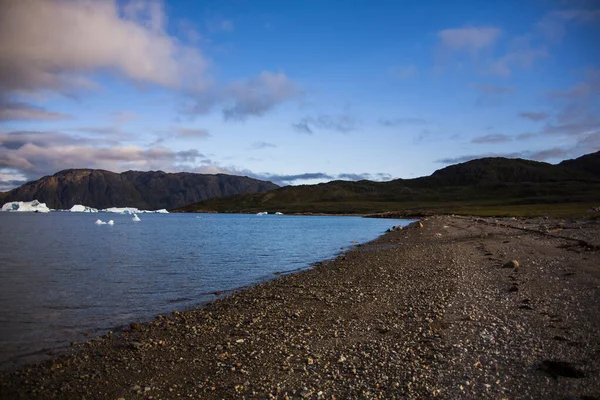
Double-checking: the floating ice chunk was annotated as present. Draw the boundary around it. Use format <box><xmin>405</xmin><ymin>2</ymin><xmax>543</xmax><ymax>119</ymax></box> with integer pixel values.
<box><xmin>100</xmin><ymin>207</ymin><xmax>168</xmax><ymax>214</ymax></box>
<box><xmin>256</xmin><ymin>211</ymin><xmax>268</xmax><ymax>216</ymax></box>
<box><xmin>275</xmin><ymin>212</ymin><xmax>283</xmax><ymax>215</ymax></box>
<box><xmin>107</xmin><ymin>220</ymin><xmax>114</xmax><ymax>225</ymax></box>
<box><xmin>1</xmin><ymin>200</ymin><xmax>50</xmax><ymax>213</ymax></box>
<box><xmin>102</xmin><ymin>207</ymin><xmax>139</xmax><ymax>215</ymax></box>
<box><xmin>69</xmin><ymin>204</ymin><xmax>98</xmax><ymax>213</ymax></box>
<box><xmin>132</xmin><ymin>213</ymin><xmax>141</xmax><ymax>222</ymax></box>
<box><xmin>95</xmin><ymin>219</ymin><xmax>106</xmax><ymax>225</ymax></box>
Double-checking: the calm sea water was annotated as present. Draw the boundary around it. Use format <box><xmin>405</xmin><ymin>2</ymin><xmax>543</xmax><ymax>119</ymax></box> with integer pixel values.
<box><xmin>0</xmin><ymin>212</ymin><xmax>409</xmax><ymax>370</ymax></box>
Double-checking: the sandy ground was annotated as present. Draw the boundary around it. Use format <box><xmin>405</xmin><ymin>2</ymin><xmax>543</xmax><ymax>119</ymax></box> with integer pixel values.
<box><xmin>1</xmin><ymin>215</ymin><xmax>599</xmax><ymax>399</ymax></box>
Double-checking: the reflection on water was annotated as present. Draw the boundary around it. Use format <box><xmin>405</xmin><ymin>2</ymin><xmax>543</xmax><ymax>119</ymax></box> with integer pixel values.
<box><xmin>0</xmin><ymin>212</ymin><xmax>409</xmax><ymax>369</ymax></box>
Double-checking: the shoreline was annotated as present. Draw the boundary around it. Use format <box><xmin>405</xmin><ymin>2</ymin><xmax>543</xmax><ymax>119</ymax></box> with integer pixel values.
<box><xmin>1</xmin><ymin>215</ymin><xmax>599</xmax><ymax>398</ymax></box>
<box><xmin>0</xmin><ymin>216</ymin><xmax>409</xmax><ymax>373</ymax></box>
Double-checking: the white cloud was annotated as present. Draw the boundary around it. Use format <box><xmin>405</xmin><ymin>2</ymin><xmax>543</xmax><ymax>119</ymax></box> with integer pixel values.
<box><xmin>223</xmin><ymin>72</ymin><xmax>300</xmax><ymax>120</ymax></box>
<box><xmin>438</xmin><ymin>27</ymin><xmax>501</xmax><ymax>54</ymax></box>
<box><xmin>0</xmin><ymin>99</ymin><xmax>72</xmax><ymax>121</ymax></box>
<box><xmin>0</xmin><ymin>130</ymin><xmax>207</xmax><ymax>178</ymax></box>
<box><xmin>292</xmin><ymin>114</ymin><xmax>359</xmax><ymax>134</ymax></box>
<box><xmin>173</xmin><ymin>127</ymin><xmax>211</xmax><ymax>139</ymax></box>
<box><xmin>0</xmin><ymin>0</ymin><xmax>208</xmax><ymax>94</ymax></box>
<box><xmin>537</xmin><ymin>8</ymin><xmax>600</xmax><ymax>42</ymax></box>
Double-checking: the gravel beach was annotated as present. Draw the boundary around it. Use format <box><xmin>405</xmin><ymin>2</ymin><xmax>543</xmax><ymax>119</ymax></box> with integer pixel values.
<box><xmin>1</xmin><ymin>215</ymin><xmax>599</xmax><ymax>399</ymax></box>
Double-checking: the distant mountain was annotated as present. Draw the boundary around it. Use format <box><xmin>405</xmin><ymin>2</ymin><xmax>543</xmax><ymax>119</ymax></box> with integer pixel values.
<box><xmin>174</xmin><ymin>151</ymin><xmax>600</xmax><ymax>215</ymax></box>
<box><xmin>559</xmin><ymin>152</ymin><xmax>600</xmax><ymax>177</ymax></box>
<box><xmin>0</xmin><ymin>169</ymin><xmax>279</xmax><ymax>210</ymax></box>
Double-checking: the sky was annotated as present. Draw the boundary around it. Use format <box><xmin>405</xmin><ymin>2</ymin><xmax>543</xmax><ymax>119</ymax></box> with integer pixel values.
<box><xmin>0</xmin><ymin>0</ymin><xmax>599</xmax><ymax>190</ymax></box>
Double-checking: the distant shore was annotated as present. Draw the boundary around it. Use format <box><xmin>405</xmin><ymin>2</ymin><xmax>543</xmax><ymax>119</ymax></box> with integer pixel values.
<box><xmin>1</xmin><ymin>215</ymin><xmax>599</xmax><ymax>399</ymax></box>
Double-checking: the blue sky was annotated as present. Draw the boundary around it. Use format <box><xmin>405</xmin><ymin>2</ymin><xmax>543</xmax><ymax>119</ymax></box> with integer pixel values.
<box><xmin>0</xmin><ymin>0</ymin><xmax>599</xmax><ymax>190</ymax></box>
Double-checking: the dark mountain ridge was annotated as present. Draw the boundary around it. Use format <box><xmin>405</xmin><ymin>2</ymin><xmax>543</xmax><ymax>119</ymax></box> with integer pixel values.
<box><xmin>0</xmin><ymin>169</ymin><xmax>279</xmax><ymax>210</ymax></box>
<box><xmin>175</xmin><ymin>151</ymin><xmax>600</xmax><ymax>215</ymax></box>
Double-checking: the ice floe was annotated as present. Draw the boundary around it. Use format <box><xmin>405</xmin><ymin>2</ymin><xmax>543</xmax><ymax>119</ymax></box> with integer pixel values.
<box><xmin>102</xmin><ymin>207</ymin><xmax>140</xmax><ymax>215</ymax></box>
<box><xmin>69</xmin><ymin>204</ymin><xmax>98</xmax><ymax>213</ymax></box>
<box><xmin>1</xmin><ymin>201</ymin><xmax>169</xmax><ymax>214</ymax></box>
<box><xmin>132</xmin><ymin>213</ymin><xmax>141</xmax><ymax>222</ymax></box>
<box><xmin>1</xmin><ymin>200</ymin><xmax>51</xmax><ymax>213</ymax></box>
<box><xmin>107</xmin><ymin>220</ymin><xmax>114</xmax><ymax>225</ymax></box>
<box><xmin>95</xmin><ymin>219</ymin><xmax>107</xmax><ymax>225</ymax></box>
<box><xmin>101</xmin><ymin>207</ymin><xmax>168</xmax><ymax>214</ymax></box>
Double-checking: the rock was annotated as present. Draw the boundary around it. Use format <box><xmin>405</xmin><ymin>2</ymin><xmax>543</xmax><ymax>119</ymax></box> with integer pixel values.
<box><xmin>131</xmin><ymin>385</ymin><xmax>141</xmax><ymax>392</ymax></box>
<box><xmin>503</xmin><ymin>260</ymin><xmax>520</xmax><ymax>269</ymax></box>
<box><xmin>214</xmin><ymin>291</ymin><xmax>222</xmax><ymax>296</ymax></box>
<box><xmin>299</xmin><ymin>388</ymin><xmax>313</xmax><ymax>398</ymax></box>
<box><xmin>130</xmin><ymin>322</ymin><xmax>142</xmax><ymax>330</ymax></box>
<box><xmin>418</xmin><ymin>222</ymin><xmax>424</xmax><ymax>228</ymax></box>
<box><xmin>129</xmin><ymin>341</ymin><xmax>143</xmax><ymax>350</ymax></box>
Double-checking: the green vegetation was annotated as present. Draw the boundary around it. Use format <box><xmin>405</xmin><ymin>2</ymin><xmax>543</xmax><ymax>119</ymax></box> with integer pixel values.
<box><xmin>174</xmin><ymin>152</ymin><xmax>600</xmax><ymax>218</ymax></box>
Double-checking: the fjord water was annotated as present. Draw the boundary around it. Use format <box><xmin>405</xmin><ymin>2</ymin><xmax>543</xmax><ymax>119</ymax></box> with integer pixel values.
<box><xmin>0</xmin><ymin>212</ymin><xmax>408</xmax><ymax>369</ymax></box>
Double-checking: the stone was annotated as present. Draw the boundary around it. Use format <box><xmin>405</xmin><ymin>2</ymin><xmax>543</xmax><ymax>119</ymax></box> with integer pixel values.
<box><xmin>130</xmin><ymin>341</ymin><xmax>142</xmax><ymax>350</ymax></box>
<box><xmin>130</xmin><ymin>322</ymin><xmax>142</xmax><ymax>331</ymax></box>
<box><xmin>503</xmin><ymin>260</ymin><xmax>520</xmax><ymax>269</ymax></box>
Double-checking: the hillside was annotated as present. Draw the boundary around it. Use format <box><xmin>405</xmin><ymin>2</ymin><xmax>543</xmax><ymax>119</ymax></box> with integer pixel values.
<box><xmin>174</xmin><ymin>151</ymin><xmax>600</xmax><ymax>216</ymax></box>
<box><xmin>0</xmin><ymin>169</ymin><xmax>278</xmax><ymax>210</ymax></box>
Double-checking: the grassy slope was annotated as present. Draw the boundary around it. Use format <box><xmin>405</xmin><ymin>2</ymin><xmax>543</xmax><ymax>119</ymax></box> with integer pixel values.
<box><xmin>174</xmin><ymin>153</ymin><xmax>600</xmax><ymax>218</ymax></box>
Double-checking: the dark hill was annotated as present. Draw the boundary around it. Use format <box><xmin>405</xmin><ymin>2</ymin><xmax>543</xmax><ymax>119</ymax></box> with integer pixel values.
<box><xmin>0</xmin><ymin>169</ymin><xmax>278</xmax><ymax>210</ymax></box>
<box><xmin>175</xmin><ymin>151</ymin><xmax>600</xmax><ymax>216</ymax></box>
<box><xmin>559</xmin><ymin>152</ymin><xmax>600</xmax><ymax>177</ymax></box>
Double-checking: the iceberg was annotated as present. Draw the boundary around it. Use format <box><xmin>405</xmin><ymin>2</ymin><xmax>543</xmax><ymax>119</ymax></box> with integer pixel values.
<box><xmin>102</xmin><ymin>207</ymin><xmax>140</xmax><ymax>215</ymax></box>
<box><xmin>1</xmin><ymin>200</ymin><xmax>51</xmax><ymax>213</ymax></box>
<box><xmin>69</xmin><ymin>204</ymin><xmax>98</xmax><ymax>213</ymax></box>
<box><xmin>107</xmin><ymin>220</ymin><xmax>115</xmax><ymax>225</ymax></box>
<box><xmin>95</xmin><ymin>219</ymin><xmax>107</xmax><ymax>225</ymax></box>
<box><xmin>256</xmin><ymin>211</ymin><xmax>268</xmax><ymax>216</ymax></box>
<box><xmin>132</xmin><ymin>213</ymin><xmax>141</xmax><ymax>222</ymax></box>
<box><xmin>101</xmin><ymin>207</ymin><xmax>169</xmax><ymax>214</ymax></box>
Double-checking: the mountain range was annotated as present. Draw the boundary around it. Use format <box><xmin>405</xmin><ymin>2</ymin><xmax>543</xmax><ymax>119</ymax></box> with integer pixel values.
<box><xmin>2</xmin><ymin>151</ymin><xmax>599</xmax><ymax>216</ymax></box>
<box><xmin>0</xmin><ymin>169</ymin><xmax>279</xmax><ymax>210</ymax></box>
<box><xmin>174</xmin><ymin>151</ymin><xmax>600</xmax><ymax>216</ymax></box>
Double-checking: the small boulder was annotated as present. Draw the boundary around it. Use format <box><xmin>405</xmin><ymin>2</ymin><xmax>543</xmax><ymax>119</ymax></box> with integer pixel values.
<box><xmin>503</xmin><ymin>260</ymin><xmax>520</xmax><ymax>269</ymax></box>
<box><xmin>130</xmin><ymin>322</ymin><xmax>142</xmax><ymax>331</ymax></box>
<box><xmin>418</xmin><ymin>222</ymin><xmax>424</xmax><ymax>228</ymax></box>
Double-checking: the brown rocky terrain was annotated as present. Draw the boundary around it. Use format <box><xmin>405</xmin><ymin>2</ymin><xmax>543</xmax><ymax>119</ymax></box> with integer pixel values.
<box><xmin>0</xmin><ymin>169</ymin><xmax>279</xmax><ymax>210</ymax></box>
<box><xmin>0</xmin><ymin>215</ymin><xmax>599</xmax><ymax>399</ymax></box>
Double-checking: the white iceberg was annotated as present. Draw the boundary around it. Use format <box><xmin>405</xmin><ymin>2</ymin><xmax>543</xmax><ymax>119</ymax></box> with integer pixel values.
<box><xmin>1</xmin><ymin>200</ymin><xmax>50</xmax><ymax>213</ymax></box>
<box><xmin>256</xmin><ymin>211</ymin><xmax>268</xmax><ymax>216</ymax></box>
<box><xmin>101</xmin><ymin>207</ymin><xmax>169</xmax><ymax>214</ymax></box>
<box><xmin>95</xmin><ymin>219</ymin><xmax>107</xmax><ymax>225</ymax></box>
<box><xmin>69</xmin><ymin>204</ymin><xmax>98</xmax><ymax>213</ymax></box>
<box><xmin>275</xmin><ymin>212</ymin><xmax>283</xmax><ymax>215</ymax></box>
<box><xmin>107</xmin><ymin>220</ymin><xmax>114</xmax><ymax>225</ymax></box>
<box><xmin>102</xmin><ymin>207</ymin><xmax>140</xmax><ymax>215</ymax></box>
<box><xmin>132</xmin><ymin>213</ymin><xmax>141</xmax><ymax>222</ymax></box>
